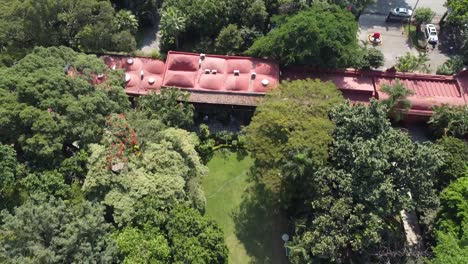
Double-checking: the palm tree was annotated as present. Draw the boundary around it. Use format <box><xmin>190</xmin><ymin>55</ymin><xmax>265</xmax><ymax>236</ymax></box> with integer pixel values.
<box><xmin>160</xmin><ymin>6</ymin><xmax>187</xmax><ymax>49</ymax></box>
<box><xmin>381</xmin><ymin>79</ymin><xmax>414</xmax><ymax>122</ymax></box>
<box><xmin>395</xmin><ymin>52</ymin><xmax>430</xmax><ymax>73</ymax></box>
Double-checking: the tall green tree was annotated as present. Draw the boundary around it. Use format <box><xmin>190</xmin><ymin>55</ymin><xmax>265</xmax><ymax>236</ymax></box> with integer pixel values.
<box><xmin>160</xmin><ymin>6</ymin><xmax>188</xmax><ymax>49</ymax></box>
<box><xmin>0</xmin><ymin>0</ymin><xmax>137</xmax><ymax>53</ymax></box>
<box><xmin>215</xmin><ymin>24</ymin><xmax>244</xmax><ymax>55</ymax></box>
<box><xmin>289</xmin><ymin>102</ymin><xmax>444</xmax><ymax>263</ymax></box>
<box><xmin>432</xmin><ymin>177</ymin><xmax>468</xmax><ymax>263</ymax></box>
<box><xmin>245</xmin><ymin>79</ymin><xmax>343</xmax><ymax>208</ymax></box>
<box><xmin>245</xmin><ymin>5</ymin><xmax>360</xmax><ymax>67</ymax></box>
<box><xmin>0</xmin><ymin>46</ymin><xmax>129</xmax><ymax>168</ymax></box>
<box><xmin>136</xmin><ymin>89</ymin><xmax>194</xmax><ymax>129</ymax></box>
<box><xmin>166</xmin><ymin>205</ymin><xmax>228</xmax><ymax>264</ymax></box>
<box><xmin>0</xmin><ymin>194</ymin><xmax>118</xmax><ymax>263</ymax></box>
<box><xmin>428</xmin><ymin>105</ymin><xmax>468</xmax><ymax>139</ymax></box>
<box><xmin>413</xmin><ymin>8</ymin><xmax>435</xmax><ymax>32</ymax></box>
<box><xmin>115</xmin><ymin>225</ymin><xmax>171</xmax><ymax>264</ymax></box>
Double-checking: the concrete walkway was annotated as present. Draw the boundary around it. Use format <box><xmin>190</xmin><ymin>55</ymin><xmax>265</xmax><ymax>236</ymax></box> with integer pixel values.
<box><xmin>138</xmin><ymin>25</ymin><xmax>161</xmax><ymax>53</ymax></box>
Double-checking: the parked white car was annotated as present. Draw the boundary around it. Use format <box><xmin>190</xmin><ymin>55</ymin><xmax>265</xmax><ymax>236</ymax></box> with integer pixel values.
<box><xmin>425</xmin><ymin>24</ymin><xmax>438</xmax><ymax>44</ymax></box>
<box><xmin>390</xmin><ymin>8</ymin><xmax>413</xmax><ymax>18</ymax></box>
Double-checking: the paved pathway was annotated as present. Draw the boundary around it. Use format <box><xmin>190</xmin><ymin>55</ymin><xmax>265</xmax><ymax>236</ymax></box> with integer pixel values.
<box><xmin>359</xmin><ymin>13</ymin><xmax>451</xmax><ymax>72</ymax></box>
<box><xmin>366</xmin><ymin>0</ymin><xmax>447</xmax><ymax>16</ymax></box>
<box><xmin>139</xmin><ymin>25</ymin><xmax>161</xmax><ymax>53</ymax></box>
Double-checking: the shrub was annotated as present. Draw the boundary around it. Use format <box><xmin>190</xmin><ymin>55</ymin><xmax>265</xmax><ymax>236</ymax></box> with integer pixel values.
<box><xmin>429</xmin><ymin>105</ymin><xmax>468</xmax><ymax>139</ymax></box>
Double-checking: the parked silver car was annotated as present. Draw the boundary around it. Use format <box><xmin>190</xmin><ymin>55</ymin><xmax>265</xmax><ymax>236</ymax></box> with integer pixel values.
<box><xmin>390</xmin><ymin>7</ymin><xmax>413</xmax><ymax>18</ymax></box>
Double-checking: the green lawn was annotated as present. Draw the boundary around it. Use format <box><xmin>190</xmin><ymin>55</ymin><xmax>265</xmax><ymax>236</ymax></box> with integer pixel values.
<box><xmin>202</xmin><ymin>150</ymin><xmax>289</xmax><ymax>264</ymax></box>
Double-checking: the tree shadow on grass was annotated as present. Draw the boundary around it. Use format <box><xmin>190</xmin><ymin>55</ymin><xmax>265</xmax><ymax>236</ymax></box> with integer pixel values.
<box><xmin>231</xmin><ymin>184</ymin><xmax>291</xmax><ymax>264</ymax></box>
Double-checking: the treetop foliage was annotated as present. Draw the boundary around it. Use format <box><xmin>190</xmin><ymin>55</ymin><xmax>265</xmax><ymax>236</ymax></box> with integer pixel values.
<box><xmin>0</xmin><ymin>194</ymin><xmax>119</xmax><ymax>263</ymax></box>
<box><xmin>0</xmin><ymin>46</ymin><xmax>129</xmax><ymax>168</ymax></box>
<box><xmin>0</xmin><ymin>0</ymin><xmax>137</xmax><ymax>53</ymax></box>
<box><xmin>245</xmin><ymin>4</ymin><xmax>360</xmax><ymax>68</ymax></box>
<box><xmin>246</xmin><ymin>79</ymin><xmax>343</xmax><ymax>207</ymax></box>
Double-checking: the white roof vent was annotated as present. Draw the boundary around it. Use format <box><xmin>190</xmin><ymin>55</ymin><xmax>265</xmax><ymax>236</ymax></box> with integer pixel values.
<box><xmin>261</xmin><ymin>79</ymin><xmax>269</xmax><ymax>86</ymax></box>
<box><xmin>234</xmin><ymin>70</ymin><xmax>240</xmax><ymax>76</ymax></box>
<box><xmin>200</xmin><ymin>53</ymin><xmax>206</xmax><ymax>59</ymax></box>
<box><xmin>251</xmin><ymin>72</ymin><xmax>256</xmax><ymax>79</ymax></box>
<box><xmin>198</xmin><ymin>59</ymin><xmax>202</xmax><ymax>68</ymax></box>
<box><xmin>205</xmin><ymin>69</ymin><xmax>211</xmax><ymax>74</ymax></box>
<box><xmin>211</xmin><ymin>69</ymin><xmax>217</xmax><ymax>74</ymax></box>
<box><xmin>125</xmin><ymin>73</ymin><xmax>131</xmax><ymax>82</ymax></box>
<box><xmin>140</xmin><ymin>70</ymin><xmax>144</xmax><ymax>79</ymax></box>
<box><xmin>148</xmin><ymin>77</ymin><xmax>155</xmax><ymax>84</ymax></box>
<box><xmin>127</xmin><ymin>58</ymin><xmax>133</xmax><ymax>65</ymax></box>
<box><xmin>97</xmin><ymin>73</ymin><xmax>104</xmax><ymax>79</ymax></box>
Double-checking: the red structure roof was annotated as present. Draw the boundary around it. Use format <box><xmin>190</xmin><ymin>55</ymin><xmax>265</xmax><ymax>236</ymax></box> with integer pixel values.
<box><xmin>101</xmin><ymin>52</ymin><xmax>466</xmax><ymax>119</ymax></box>
<box><xmin>283</xmin><ymin>67</ymin><xmax>467</xmax><ymax>119</ymax></box>
<box><xmin>163</xmin><ymin>51</ymin><xmax>280</xmax><ymax>94</ymax></box>
<box><xmin>103</xmin><ymin>56</ymin><xmax>165</xmax><ymax>95</ymax></box>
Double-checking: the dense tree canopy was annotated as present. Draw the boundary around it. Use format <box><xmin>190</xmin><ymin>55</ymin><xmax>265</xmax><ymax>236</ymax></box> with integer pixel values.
<box><xmin>246</xmin><ymin>79</ymin><xmax>343</xmax><ymax>208</ymax></box>
<box><xmin>245</xmin><ymin>5</ymin><xmax>360</xmax><ymax>67</ymax></box>
<box><xmin>432</xmin><ymin>176</ymin><xmax>468</xmax><ymax>263</ymax></box>
<box><xmin>84</xmin><ymin>114</ymin><xmax>206</xmax><ymax>226</ymax></box>
<box><xmin>0</xmin><ymin>0</ymin><xmax>137</xmax><ymax>53</ymax></box>
<box><xmin>0</xmin><ymin>46</ymin><xmax>129</xmax><ymax>168</ymax></box>
<box><xmin>287</xmin><ymin>102</ymin><xmax>444</xmax><ymax>263</ymax></box>
<box><xmin>429</xmin><ymin>105</ymin><xmax>468</xmax><ymax>139</ymax></box>
<box><xmin>0</xmin><ymin>194</ymin><xmax>118</xmax><ymax>263</ymax></box>
<box><xmin>166</xmin><ymin>206</ymin><xmax>228</xmax><ymax>264</ymax></box>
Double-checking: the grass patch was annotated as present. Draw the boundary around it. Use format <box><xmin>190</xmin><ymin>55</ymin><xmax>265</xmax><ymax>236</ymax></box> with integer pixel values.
<box><xmin>404</xmin><ymin>24</ymin><xmax>427</xmax><ymax>50</ymax></box>
<box><xmin>202</xmin><ymin>150</ymin><xmax>289</xmax><ymax>264</ymax></box>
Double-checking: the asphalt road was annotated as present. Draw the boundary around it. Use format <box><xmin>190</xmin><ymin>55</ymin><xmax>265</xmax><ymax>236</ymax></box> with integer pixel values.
<box><xmin>366</xmin><ymin>0</ymin><xmax>447</xmax><ymax>16</ymax></box>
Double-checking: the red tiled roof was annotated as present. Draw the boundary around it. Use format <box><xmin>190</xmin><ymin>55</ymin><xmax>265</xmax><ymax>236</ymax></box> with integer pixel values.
<box><xmin>164</xmin><ymin>51</ymin><xmax>280</xmax><ymax>94</ymax></box>
<box><xmin>102</xmin><ymin>55</ymin><xmax>165</xmax><ymax>95</ymax></box>
<box><xmin>283</xmin><ymin>67</ymin><xmax>467</xmax><ymax>118</ymax></box>
<box><xmin>100</xmin><ymin>53</ymin><xmax>466</xmax><ymax>119</ymax></box>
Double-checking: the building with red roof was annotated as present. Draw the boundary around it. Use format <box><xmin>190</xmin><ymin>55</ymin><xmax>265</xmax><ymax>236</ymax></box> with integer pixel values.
<box><xmin>101</xmin><ymin>52</ymin><xmax>467</xmax><ymax>121</ymax></box>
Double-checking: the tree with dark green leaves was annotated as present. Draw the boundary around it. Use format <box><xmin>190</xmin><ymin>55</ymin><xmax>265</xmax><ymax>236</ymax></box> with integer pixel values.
<box><xmin>136</xmin><ymin>89</ymin><xmax>194</xmax><ymax>129</ymax></box>
<box><xmin>215</xmin><ymin>24</ymin><xmax>244</xmax><ymax>55</ymax></box>
<box><xmin>0</xmin><ymin>0</ymin><xmax>137</xmax><ymax>53</ymax></box>
<box><xmin>245</xmin><ymin>5</ymin><xmax>360</xmax><ymax>67</ymax></box>
<box><xmin>360</xmin><ymin>47</ymin><xmax>385</xmax><ymax>69</ymax></box>
<box><xmin>435</xmin><ymin>137</ymin><xmax>468</xmax><ymax>189</ymax></box>
<box><xmin>428</xmin><ymin>105</ymin><xmax>468</xmax><ymax>139</ymax></box>
<box><xmin>167</xmin><ymin>205</ymin><xmax>228</xmax><ymax>264</ymax></box>
<box><xmin>289</xmin><ymin>101</ymin><xmax>444</xmax><ymax>263</ymax></box>
<box><xmin>0</xmin><ymin>194</ymin><xmax>118</xmax><ymax>263</ymax></box>
<box><xmin>245</xmin><ymin>79</ymin><xmax>343</xmax><ymax>209</ymax></box>
<box><xmin>0</xmin><ymin>46</ymin><xmax>129</xmax><ymax>169</ymax></box>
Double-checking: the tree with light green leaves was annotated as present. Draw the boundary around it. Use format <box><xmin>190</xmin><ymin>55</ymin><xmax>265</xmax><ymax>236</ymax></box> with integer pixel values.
<box><xmin>432</xmin><ymin>176</ymin><xmax>468</xmax><ymax>264</ymax></box>
<box><xmin>395</xmin><ymin>52</ymin><xmax>431</xmax><ymax>73</ymax></box>
<box><xmin>160</xmin><ymin>6</ymin><xmax>187</xmax><ymax>49</ymax></box>
<box><xmin>115</xmin><ymin>225</ymin><xmax>171</xmax><ymax>264</ymax></box>
<box><xmin>413</xmin><ymin>8</ymin><xmax>435</xmax><ymax>32</ymax></box>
